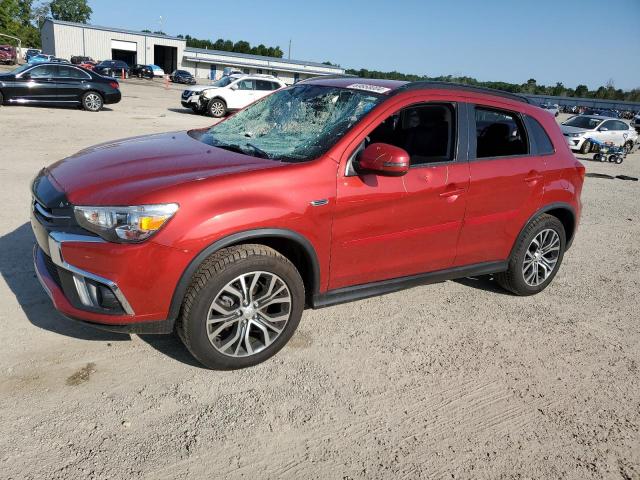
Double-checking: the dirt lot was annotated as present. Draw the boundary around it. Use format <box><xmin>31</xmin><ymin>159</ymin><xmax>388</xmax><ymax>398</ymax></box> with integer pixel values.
<box><xmin>1</xmin><ymin>73</ymin><xmax>639</xmax><ymax>479</ymax></box>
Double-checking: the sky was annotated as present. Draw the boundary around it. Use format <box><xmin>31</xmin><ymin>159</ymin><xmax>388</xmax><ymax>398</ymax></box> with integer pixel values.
<box><xmin>91</xmin><ymin>0</ymin><xmax>640</xmax><ymax>90</ymax></box>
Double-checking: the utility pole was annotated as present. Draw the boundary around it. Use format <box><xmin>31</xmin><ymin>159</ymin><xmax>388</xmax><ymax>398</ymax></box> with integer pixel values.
<box><xmin>288</xmin><ymin>39</ymin><xmax>291</xmax><ymax>59</ymax></box>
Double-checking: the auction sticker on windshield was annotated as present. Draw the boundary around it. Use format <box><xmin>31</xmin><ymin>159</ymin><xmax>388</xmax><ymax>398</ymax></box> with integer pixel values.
<box><xmin>346</xmin><ymin>83</ymin><xmax>391</xmax><ymax>94</ymax></box>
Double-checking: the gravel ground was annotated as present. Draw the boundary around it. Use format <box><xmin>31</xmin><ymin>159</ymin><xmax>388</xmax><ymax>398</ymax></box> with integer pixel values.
<box><xmin>0</xmin><ymin>73</ymin><xmax>638</xmax><ymax>479</ymax></box>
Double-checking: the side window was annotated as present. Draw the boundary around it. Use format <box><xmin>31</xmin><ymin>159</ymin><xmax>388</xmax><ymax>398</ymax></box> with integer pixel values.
<box><xmin>29</xmin><ymin>65</ymin><xmax>57</xmax><ymax>78</ymax></box>
<box><xmin>271</xmin><ymin>82</ymin><xmax>281</xmax><ymax>90</ymax></box>
<box><xmin>600</xmin><ymin>120</ymin><xmax>615</xmax><ymax>131</ymax></box>
<box><xmin>614</xmin><ymin>120</ymin><xmax>628</xmax><ymax>131</ymax></box>
<box><xmin>237</xmin><ymin>79</ymin><xmax>254</xmax><ymax>90</ymax></box>
<box><xmin>58</xmin><ymin>66</ymin><xmax>90</xmax><ymax>79</ymax></box>
<box><xmin>475</xmin><ymin>107</ymin><xmax>528</xmax><ymax>158</ymax></box>
<box><xmin>524</xmin><ymin>115</ymin><xmax>555</xmax><ymax>155</ymax></box>
<box><xmin>255</xmin><ymin>80</ymin><xmax>272</xmax><ymax>91</ymax></box>
<box><xmin>366</xmin><ymin>103</ymin><xmax>456</xmax><ymax>166</ymax></box>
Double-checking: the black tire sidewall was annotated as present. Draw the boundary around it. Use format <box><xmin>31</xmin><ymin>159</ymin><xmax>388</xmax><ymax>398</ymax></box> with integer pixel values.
<box><xmin>581</xmin><ymin>140</ymin><xmax>590</xmax><ymax>154</ymax></box>
<box><xmin>183</xmin><ymin>253</ymin><xmax>304</xmax><ymax>370</ymax></box>
<box><xmin>509</xmin><ymin>216</ymin><xmax>566</xmax><ymax>295</ymax></box>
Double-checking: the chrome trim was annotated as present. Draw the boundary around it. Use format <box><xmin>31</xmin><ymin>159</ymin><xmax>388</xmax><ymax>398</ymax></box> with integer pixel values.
<box><xmin>309</xmin><ymin>199</ymin><xmax>329</xmax><ymax>207</ymax></box>
<box><xmin>33</xmin><ymin>246</ymin><xmax>53</xmax><ymax>300</ymax></box>
<box><xmin>47</xmin><ymin>231</ymin><xmax>135</xmax><ymax>315</ymax></box>
<box><xmin>34</xmin><ymin>201</ymin><xmax>70</xmax><ymax>219</ymax></box>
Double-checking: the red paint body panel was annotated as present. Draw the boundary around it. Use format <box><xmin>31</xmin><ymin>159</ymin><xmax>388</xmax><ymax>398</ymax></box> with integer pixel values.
<box><xmin>32</xmin><ymin>80</ymin><xmax>584</xmax><ymax>327</ymax></box>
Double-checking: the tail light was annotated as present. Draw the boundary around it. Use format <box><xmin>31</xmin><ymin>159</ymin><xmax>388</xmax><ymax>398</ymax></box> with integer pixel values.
<box><xmin>109</xmin><ymin>81</ymin><xmax>119</xmax><ymax>90</ymax></box>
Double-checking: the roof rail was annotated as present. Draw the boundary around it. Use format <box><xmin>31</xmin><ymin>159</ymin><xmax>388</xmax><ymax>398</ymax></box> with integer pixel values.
<box><xmin>396</xmin><ymin>81</ymin><xmax>531</xmax><ymax>104</ymax></box>
<box><xmin>297</xmin><ymin>73</ymin><xmax>356</xmax><ymax>84</ymax></box>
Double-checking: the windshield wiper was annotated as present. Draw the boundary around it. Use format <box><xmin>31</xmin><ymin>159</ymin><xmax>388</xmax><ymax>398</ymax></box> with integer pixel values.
<box><xmin>212</xmin><ymin>142</ymin><xmax>270</xmax><ymax>159</ymax></box>
<box><xmin>244</xmin><ymin>143</ymin><xmax>270</xmax><ymax>159</ymax></box>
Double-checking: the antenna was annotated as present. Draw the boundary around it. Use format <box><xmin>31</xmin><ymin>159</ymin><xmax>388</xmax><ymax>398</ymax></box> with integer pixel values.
<box><xmin>288</xmin><ymin>39</ymin><xmax>291</xmax><ymax>60</ymax></box>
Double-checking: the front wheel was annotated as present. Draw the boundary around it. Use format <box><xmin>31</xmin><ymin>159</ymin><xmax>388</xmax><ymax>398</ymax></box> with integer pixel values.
<box><xmin>207</xmin><ymin>98</ymin><xmax>227</xmax><ymax>118</ymax></box>
<box><xmin>177</xmin><ymin>245</ymin><xmax>305</xmax><ymax>370</ymax></box>
<box><xmin>81</xmin><ymin>91</ymin><xmax>103</xmax><ymax>112</ymax></box>
<box><xmin>495</xmin><ymin>214</ymin><xmax>566</xmax><ymax>296</ymax></box>
<box><xmin>580</xmin><ymin>140</ymin><xmax>591</xmax><ymax>154</ymax></box>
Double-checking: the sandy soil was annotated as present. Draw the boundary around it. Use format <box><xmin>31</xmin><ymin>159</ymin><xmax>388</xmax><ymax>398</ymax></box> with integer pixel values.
<box><xmin>0</xmin><ymin>73</ymin><xmax>638</xmax><ymax>479</ymax></box>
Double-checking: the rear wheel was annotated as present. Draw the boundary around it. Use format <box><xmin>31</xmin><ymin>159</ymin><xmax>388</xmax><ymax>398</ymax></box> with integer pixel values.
<box><xmin>177</xmin><ymin>245</ymin><xmax>305</xmax><ymax>370</ymax></box>
<box><xmin>624</xmin><ymin>142</ymin><xmax>633</xmax><ymax>154</ymax></box>
<box><xmin>207</xmin><ymin>98</ymin><xmax>227</xmax><ymax>118</ymax></box>
<box><xmin>580</xmin><ymin>140</ymin><xmax>591</xmax><ymax>154</ymax></box>
<box><xmin>81</xmin><ymin>91</ymin><xmax>103</xmax><ymax>112</ymax></box>
<box><xmin>496</xmin><ymin>214</ymin><xmax>566</xmax><ymax>296</ymax></box>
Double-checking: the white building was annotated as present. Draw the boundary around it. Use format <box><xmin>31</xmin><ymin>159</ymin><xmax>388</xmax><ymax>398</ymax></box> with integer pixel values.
<box><xmin>40</xmin><ymin>19</ymin><xmax>344</xmax><ymax>84</ymax></box>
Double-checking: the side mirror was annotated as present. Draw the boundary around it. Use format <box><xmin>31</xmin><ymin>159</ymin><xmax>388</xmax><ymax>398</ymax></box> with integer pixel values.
<box><xmin>230</xmin><ymin>84</ymin><xmax>238</xmax><ymax>90</ymax></box>
<box><xmin>357</xmin><ymin>143</ymin><xmax>410</xmax><ymax>177</ymax></box>
<box><xmin>22</xmin><ymin>72</ymin><xmax>31</xmax><ymax>80</ymax></box>
<box><xmin>598</xmin><ymin>127</ymin><xmax>608</xmax><ymax>131</ymax></box>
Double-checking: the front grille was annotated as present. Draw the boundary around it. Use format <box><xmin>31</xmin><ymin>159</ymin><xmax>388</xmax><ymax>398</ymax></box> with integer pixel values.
<box><xmin>182</xmin><ymin>90</ymin><xmax>192</xmax><ymax>100</ymax></box>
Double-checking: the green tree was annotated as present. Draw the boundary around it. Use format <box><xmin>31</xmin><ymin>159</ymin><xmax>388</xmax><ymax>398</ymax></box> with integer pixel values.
<box><xmin>574</xmin><ymin>84</ymin><xmax>589</xmax><ymax>98</ymax></box>
<box><xmin>49</xmin><ymin>0</ymin><xmax>91</xmax><ymax>23</ymax></box>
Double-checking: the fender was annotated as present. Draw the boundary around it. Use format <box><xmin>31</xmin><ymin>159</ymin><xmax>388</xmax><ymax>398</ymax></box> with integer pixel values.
<box><xmin>166</xmin><ymin>228</ymin><xmax>320</xmax><ymax>322</ymax></box>
<box><xmin>508</xmin><ymin>202</ymin><xmax>576</xmax><ymax>259</ymax></box>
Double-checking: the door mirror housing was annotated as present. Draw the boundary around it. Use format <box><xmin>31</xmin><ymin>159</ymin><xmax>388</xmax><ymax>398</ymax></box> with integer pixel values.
<box><xmin>357</xmin><ymin>143</ymin><xmax>410</xmax><ymax>177</ymax></box>
<box><xmin>21</xmin><ymin>72</ymin><xmax>31</xmax><ymax>80</ymax></box>
<box><xmin>230</xmin><ymin>83</ymin><xmax>238</xmax><ymax>90</ymax></box>
<box><xmin>598</xmin><ymin>127</ymin><xmax>608</xmax><ymax>131</ymax></box>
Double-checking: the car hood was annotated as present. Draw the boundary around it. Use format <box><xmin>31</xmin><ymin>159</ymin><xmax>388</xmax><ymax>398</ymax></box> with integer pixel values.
<box><xmin>560</xmin><ymin>125</ymin><xmax>591</xmax><ymax>135</ymax></box>
<box><xmin>43</xmin><ymin>130</ymin><xmax>281</xmax><ymax>205</ymax></box>
<box><xmin>186</xmin><ymin>85</ymin><xmax>218</xmax><ymax>93</ymax></box>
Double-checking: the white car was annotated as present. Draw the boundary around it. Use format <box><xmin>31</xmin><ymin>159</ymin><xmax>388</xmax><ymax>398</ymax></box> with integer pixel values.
<box><xmin>149</xmin><ymin>64</ymin><xmax>165</xmax><ymax>77</ymax></box>
<box><xmin>560</xmin><ymin>115</ymin><xmax>637</xmax><ymax>154</ymax></box>
<box><xmin>540</xmin><ymin>103</ymin><xmax>559</xmax><ymax>117</ymax></box>
<box><xmin>181</xmin><ymin>74</ymin><xmax>285</xmax><ymax>117</ymax></box>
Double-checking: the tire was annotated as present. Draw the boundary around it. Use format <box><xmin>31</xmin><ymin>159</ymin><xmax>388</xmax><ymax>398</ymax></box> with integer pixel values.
<box><xmin>624</xmin><ymin>142</ymin><xmax>633</xmax><ymax>154</ymax></box>
<box><xmin>495</xmin><ymin>214</ymin><xmax>566</xmax><ymax>296</ymax></box>
<box><xmin>580</xmin><ymin>140</ymin><xmax>591</xmax><ymax>154</ymax></box>
<box><xmin>81</xmin><ymin>91</ymin><xmax>103</xmax><ymax>112</ymax></box>
<box><xmin>615</xmin><ymin>155</ymin><xmax>623</xmax><ymax>164</ymax></box>
<box><xmin>207</xmin><ymin>98</ymin><xmax>227</xmax><ymax>118</ymax></box>
<box><xmin>177</xmin><ymin>244</ymin><xmax>305</xmax><ymax>370</ymax></box>
<box><xmin>608</xmin><ymin>155</ymin><xmax>617</xmax><ymax>163</ymax></box>
<box><xmin>0</xmin><ymin>90</ymin><xmax>3</xmax><ymax>106</ymax></box>
<box><xmin>593</xmin><ymin>153</ymin><xmax>602</xmax><ymax>162</ymax></box>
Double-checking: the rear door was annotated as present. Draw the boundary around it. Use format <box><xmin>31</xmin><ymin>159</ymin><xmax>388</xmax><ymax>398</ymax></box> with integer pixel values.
<box><xmin>455</xmin><ymin>104</ymin><xmax>546</xmax><ymax>266</ymax></box>
<box><xmin>54</xmin><ymin>65</ymin><xmax>91</xmax><ymax>103</ymax></box>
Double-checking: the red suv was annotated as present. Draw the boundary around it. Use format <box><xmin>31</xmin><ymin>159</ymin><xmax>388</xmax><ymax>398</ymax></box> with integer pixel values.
<box><xmin>31</xmin><ymin>78</ymin><xmax>584</xmax><ymax>369</ymax></box>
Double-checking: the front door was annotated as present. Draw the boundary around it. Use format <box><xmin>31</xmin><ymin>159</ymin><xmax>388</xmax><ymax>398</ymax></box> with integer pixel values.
<box><xmin>12</xmin><ymin>64</ymin><xmax>58</xmax><ymax>102</ymax></box>
<box><xmin>229</xmin><ymin>78</ymin><xmax>256</xmax><ymax>109</ymax></box>
<box><xmin>329</xmin><ymin>100</ymin><xmax>468</xmax><ymax>290</ymax></box>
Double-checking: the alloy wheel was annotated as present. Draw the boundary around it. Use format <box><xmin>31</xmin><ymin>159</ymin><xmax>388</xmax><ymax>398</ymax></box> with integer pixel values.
<box><xmin>84</xmin><ymin>93</ymin><xmax>102</xmax><ymax>111</ymax></box>
<box><xmin>206</xmin><ymin>271</ymin><xmax>292</xmax><ymax>357</ymax></box>
<box><xmin>210</xmin><ymin>101</ymin><xmax>225</xmax><ymax>117</ymax></box>
<box><xmin>522</xmin><ymin>229</ymin><xmax>560</xmax><ymax>287</ymax></box>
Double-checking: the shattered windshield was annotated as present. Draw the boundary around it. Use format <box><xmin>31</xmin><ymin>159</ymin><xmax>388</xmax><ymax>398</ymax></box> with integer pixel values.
<box><xmin>196</xmin><ymin>85</ymin><xmax>382</xmax><ymax>162</ymax></box>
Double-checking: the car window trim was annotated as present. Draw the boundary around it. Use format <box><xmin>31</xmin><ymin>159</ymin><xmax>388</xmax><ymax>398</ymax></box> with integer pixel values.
<box><xmin>56</xmin><ymin>65</ymin><xmax>92</xmax><ymax>80</ymax></box>
<box><xmin>469</xmin><ymin>103</ymin><xmax>532</xmax><ymax>161</ymax></box>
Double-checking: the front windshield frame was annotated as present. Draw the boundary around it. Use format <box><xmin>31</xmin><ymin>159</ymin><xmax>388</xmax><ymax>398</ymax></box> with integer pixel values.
<box><xmin>563</xmin><ymin>116</ymin><xmax>603</xmax><ymax>129</ymax></box>
<box><xmin>10</xmin><ymin>64</ymin><xmax>32</xmax><ymax>75</ymax></box>
<box><xmin>209</xmin><ymin>76</ymin><xmax>234</xmax><ymax>88</ymax></box>
<box><xmin>195</xmin><ymin>84</ymin><xmax>383</xmax><ymax>163</ymax></box>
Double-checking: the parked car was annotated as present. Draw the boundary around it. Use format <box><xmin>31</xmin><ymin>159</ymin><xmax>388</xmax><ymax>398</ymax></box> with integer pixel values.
<box><xmin>560</xmin><ymin>115</ymin><xmax>637</xmax><ymax>153</ymax></box>
<box><xmin>130</xmin><ymin>64</ymin><xmax>154</xmax><ymax>79</ymax></box>
<box><xmin>78</xmin><ymin>60</ymin><xmax>97</xmax><ymax>71</ymax></box>
<box><xmin>0</xmin><ymin>63</ymin><xmax>121</xmax><ymax>111</ymax></box>
<box><xmin>24</xmin><ymin>48</ymin><xmax>41</xmax><ymax>62</ymax></box>
<box><xmin>187</xmin><ymin>73</ymin><xmax>285</xmax><ymax>117</ymax></box>
<box><xmin>28</xmin><ymin>54</ymin><xmax>55</xmax><ymax>64</ymax></box>
<box><xmin>71</xmin><ymin>55</ymin><xmax>94</xmax><ymax>65</ymax></box>
<box><xmin>0</xmin><ymin>45</ymin><xmax>18</xmax><ymax>65</ymax></box>
<box><xmin>94</xmin><ymin>60</ymin><xmax>130</xmax><ymax>78</ymax></box>
<box><xmin>170</xmin><ymin>69</ymin><xmax>196</xmax><ymax>84</ymax></box>
<box><xmin>540</xmin><ymin>103</ymin><xmax>559</xmax><ymax>117</ymax></box>
<box><xmin>149</xmin><ymin>64</ymin><xmax>165</xmax><ymax>77</ymax></box>
<box><xmin>632</xmin><ymin>114</ymin><xmax>640</xmax><ymax>133</ymax></box>
<box><xmin>50</xmin><ymin>57</ymin><xmax>71</xmax><ymax>64</ymax></box>
<box><xmin>31</xmin><ymin>78</ymin><xmax>585</xmax><ymax>369</ymax></box>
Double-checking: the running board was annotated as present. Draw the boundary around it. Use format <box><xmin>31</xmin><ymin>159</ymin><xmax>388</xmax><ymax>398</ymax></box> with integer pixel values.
<box><xmin>311</xmin><ymin>261</ymin><xmax>508</xmax><ymax>309</ymax></box>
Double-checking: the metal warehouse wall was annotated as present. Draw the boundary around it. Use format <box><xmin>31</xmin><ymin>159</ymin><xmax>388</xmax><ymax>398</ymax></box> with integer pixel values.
<box><xmin>40</xmin><ymin>21</ymin><xmax>55</xmax><ymax>55</ymax></box>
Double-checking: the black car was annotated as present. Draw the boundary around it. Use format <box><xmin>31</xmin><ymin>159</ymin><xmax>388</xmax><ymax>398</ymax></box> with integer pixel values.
<box><xmin>0</xmin><ymin>63</ymin><xmax>121</xmax><ymax>111</ymax></box>
<box><xmin>130</xmin><ymin>64</ymin><xmax>154</xmax><ymax>79</ymax></box>
<box><xmin>94</xmin><ymin>60</ymin><xmax>130</xmax><ymax>78</ymax></box>
<box><xmin>71</xmin><ymin>55</ymin><xmax>94</xmax><ymax>65</ymax></box>
<box><xmin>170</xmin><ymin>69</ymin><xmax>196</xmax><ymax>85</ymax></box>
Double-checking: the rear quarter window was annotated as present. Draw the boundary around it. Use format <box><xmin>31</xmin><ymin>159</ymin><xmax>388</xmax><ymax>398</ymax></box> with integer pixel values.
<box><xmin>524</xmin><ymin>115</ymin><xmax>555</xmax><ymax>155</ymax></box>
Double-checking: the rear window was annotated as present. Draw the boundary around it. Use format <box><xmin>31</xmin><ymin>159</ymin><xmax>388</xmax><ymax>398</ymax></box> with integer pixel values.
<box><xmin>525</xmin><ymin>116</ymin><xmax>554</xmax><ymax>155</ymax></box>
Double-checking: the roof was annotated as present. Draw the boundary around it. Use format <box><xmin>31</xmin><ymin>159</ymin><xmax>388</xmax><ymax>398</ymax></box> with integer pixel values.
<box><xmin>184</xmin><ymin>46</ymin><xmax>342</xmax><ymax>70</ymax></box>
<box><xmin>299</xmin><ymin>77</ymin><xmax>531</xmax><ymax>103</ymax></box>
<box><xmin>45</xmin><ymin>18</ymin><xmax>183</xmax><ymax>41</ymax></box>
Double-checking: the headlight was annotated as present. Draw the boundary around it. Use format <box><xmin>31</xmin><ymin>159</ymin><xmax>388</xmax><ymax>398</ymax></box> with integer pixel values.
<box><xmin>568</xmin><ymin>132</ymin><xmax>583</xmax><ymax>137</ymax></box>
<box><xmin>74</xmin><ymin>203</ymin><xmax>179</xmax><ymax>243</ymax></box>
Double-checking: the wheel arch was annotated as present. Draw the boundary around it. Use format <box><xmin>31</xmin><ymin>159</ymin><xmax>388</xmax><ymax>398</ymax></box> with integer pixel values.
<box><xmin>510</xmin><ymin>203</ymin><xmax>577</xmax><ymax>258</ymax></box>
<box><xmin>167</xmin><ymin>228</ymin><xmax>320</xmax><ymax>323</ymax></box>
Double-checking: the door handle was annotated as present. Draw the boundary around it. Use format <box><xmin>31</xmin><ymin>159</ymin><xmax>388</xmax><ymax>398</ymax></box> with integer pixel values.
<box><xmin>439</xmin><ymin>187</ymin><xmax>465</xmax><ymax>198</ymax></box>
<box><xmin>524</xmin><ymin>172</ymin><xmax>543</xmax><ymax>185</ymax></box>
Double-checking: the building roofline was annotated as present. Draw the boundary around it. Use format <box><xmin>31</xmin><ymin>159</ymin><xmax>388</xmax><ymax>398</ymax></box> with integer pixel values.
<box><xmin>44</xmin><ymin>18</ymin><xmax>184</xmax><ymax>41</ymax></box>
<box><xmin>184</xmin><ymin>46</ymin><xmax>341</xmax><ymax>70</ymax></box>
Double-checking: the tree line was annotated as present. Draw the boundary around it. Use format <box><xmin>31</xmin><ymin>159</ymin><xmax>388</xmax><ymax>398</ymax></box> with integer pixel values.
<box><xmin>177</xmin><ymin>35</ymin><xmax>284</xmax><ymax>58</ymax></box>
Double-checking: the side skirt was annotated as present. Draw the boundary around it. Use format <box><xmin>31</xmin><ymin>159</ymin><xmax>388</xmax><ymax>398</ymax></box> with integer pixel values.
<box><xmin>311</xmin><ymin>261</ymin><xmax>508</xmax><ymax>309</ymax></box>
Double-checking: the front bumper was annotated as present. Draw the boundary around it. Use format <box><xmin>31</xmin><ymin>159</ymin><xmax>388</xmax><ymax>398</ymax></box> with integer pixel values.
<box><xmin>564</xmin><ymin>135</ymin><xmax>586</xmax><ymax>150</ymax></box>
<box><xmin>104</xmin><ymin>90</ymin><xmax>121</xmax><ymax>104</ymax></box>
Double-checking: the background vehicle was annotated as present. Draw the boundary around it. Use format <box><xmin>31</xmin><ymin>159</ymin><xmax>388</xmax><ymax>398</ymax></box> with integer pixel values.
<box><xmin>561</xmin><ymin>114</ymin><xmax>637</xmax><ymax>153</ymax></box>
<box><xmin>170</xmin><ymin>69</ymin><xmax>196</xmax><ymax>84</ymax></box>
<box><xmin>50</xmin><ymin>58</ymin><xmax>71</xmax><ymax>64</ymax></box>
<box><xmin>94</xmin><ymin>60</ymin><xmax>130</xmax><ymax>78</ymax></box>
<box><xmin>78</xmin><ymin>60</ymin><xmax>97</xmax><ymax>71</ymax></box>
<box><xmin>24</xmin><ymin>48</ymin><xmax>41</xmax><ymax>62</ymax></box>
<box><xmin>31</xmin><ymin>79</ymin><xmax>584</xmax><ymax>369</ymax></box>
<box><xmin>0</xmin><ymin>45</ymin><xmax>17</xmax><ymax>65</ymax></box>
<box><xmin>0</xmin><ymin>63</ymin><xmax>121</xmax><ymax>111</ymax></box>
<box><xmin>632</xmin><ymin>114</ymin><xmax>640</xmax><ymax>133</ymax></box>
<box><xmin>29</xmin><ymin>54</ymin><xmax>55</xmax><ymax>64</ymax></box>
<box><xmin>149</xmin><ymin>64</ymin><xmax>165</xmax><ymax>77</ymax></box>
<box><xmin>130</xmin><ymin>64</ymin><xmax>154</xmax><ymax>79</ymax></box>
<box><xmin>540</xmin><ymin>103</ymin><xmax>559</xmax><ymax>117</ymax></box>
<box><xmin>71</xmin><ymin>56</ymin><xmax>94</xmax><ymax>65</ymax></box>
<box><xmin>196</xmin><ymin>73</ymin><xmax>285</xmax><ymax>117</ymax></box>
